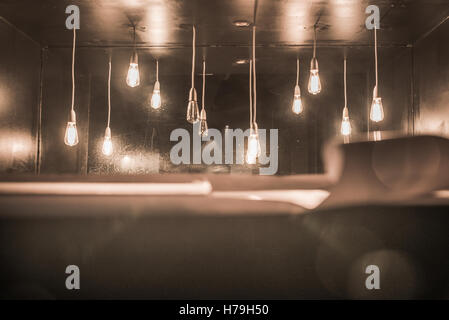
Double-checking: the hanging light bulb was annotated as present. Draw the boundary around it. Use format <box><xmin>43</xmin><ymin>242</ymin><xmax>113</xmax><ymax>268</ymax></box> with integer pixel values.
<box><xmin>199</xmin><ymin>60</ymin><xmax>208</xmax><ymax>137</ymax></box>
<box><xmin>151</xmin><ymin>82</ymin><xmax>161</xmax><ymax>109</ymax></box>
<box><xmin>186</xmin><ymin>26</ymin><xmax>200</xmax><ymax>123</ymax></box>
<box><xmin>341</xmin><ymin>108</ymin><xmax>351</xmax><ymax>136</ymax></box>
<box><xmin>246</xmin><ymin>133</ymin><xmax>258</xmax><ymax>165</ymax></box>
<box><xmin>151</xmin><ymin>60</ymin><xmax>161</xmax><ymax>109</ymax></box>
<box><xmin>126</xmin><ymin>51</ymin><xmax>140</xmax><ymax>88</ymax></box>
<box><xmin>292</xmin><ymin>59</ymin><xmax>303</xmax><ymax>114</ymax></box>
<box><xmin>248</xmin><ymin>126</ymin><xmax>261</xmax><ymax>157</ymax></box>
<box><xmin>64</xmin><ymin>27</ymin><xmax>79</xmax><ymax>146</ymax></box>
<box><xmin>126</xmin><ymin>26</ymin><xmax>140</xmax><ymax>88</ymax></box>
<box><xmin>370</xmin><ymin>97</ymin><xmax>384</xmax><ymax>122</ymax></box>
<box><xmin>308</xmin><ymin>66</ymin><xmax>321</xmax><ymax>95</ymax></box>
<box><xmin>102</xmin><ymin>127</ymin><xmax>113</xmax><ymax>156</ymax></box>
<box><xmin>370</xmin><ymin>27</ymin><xmax>384</xmax><ymax>122</ymax></box>
<box><xmin>341</xmin><ymin>58</ymin><xmax>352</xmax><ymax>136</ymax></box>
<box><xmin>186</xmin><ymin>88</ymin><xmax>199</xmax><ymax>123</ymax></box>
<box><xmin>308</xmin><ymin>26</ymin><xmax>322</xmax><ymax>95</ymax></box>
<box><xmin>246</xmin><ymin>124</ymin><xmax>261</xmax><ymax>164</ymax></box>
<box><xmin>102</xmin><ymin>59</ymin><xmax>113</xmax><ymax>156</ymax></box>
<box><xmin>246</xmin><ymin>26</ymin><xmax>261</xmax><ymax>164</ymax></box>
<box><xmin>65</xmin><ymin>110</ymin><xmax>79</xmax><ymax>146</ymax></box>
<box><xmin>370</xmin><ymin>88</ymin><xmax>384</xmax><ymax>122</ymax></box>
<box><xmin>199</xmin><ymin>109</ymin><xmax>208</xmax><ymax>137</ymax></box>
<box><xmin>292</xmin><ymin>85</ymin><xmax>303</xmax><ymax>114</ymax></box>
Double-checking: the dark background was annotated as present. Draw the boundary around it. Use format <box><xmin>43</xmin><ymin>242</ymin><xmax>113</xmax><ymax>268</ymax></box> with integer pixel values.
<box><xmin>0</xmin><ymin>0</ymin><xmax>448</xmax><ymax>175</ymax></box>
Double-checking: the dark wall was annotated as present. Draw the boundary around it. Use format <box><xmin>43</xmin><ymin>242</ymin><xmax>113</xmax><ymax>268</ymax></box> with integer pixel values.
<box><xmin>414</xmin><ymin>19</ymin><xmax>449</xmax><ymax>137</ymax></box>
<box><xmin>40</xmin><ymin>44</ymin><xmax>413</xmax><ymax>175</ymax></box>
<box><xmin>0</xmin><ymin>19</ymin><xmax>41</xmax><ymax>174</ymax></box>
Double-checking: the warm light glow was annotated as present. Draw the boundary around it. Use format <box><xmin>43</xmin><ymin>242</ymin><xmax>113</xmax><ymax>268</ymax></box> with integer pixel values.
<box><xmin>145</xmin><ymin>3</ymin><xmax>169</xmax><ymax>45</ymax></box>
<box><xmin>64</xmin><ymin>122</ymin><xmax>79</xmax><ymax>146</ymax></box>
<box><xmin>0</xmin><ymin>181</ymin><xmax>213</xmax><ymax>196</ymax></box>
<box><xmin>102</xmin><ymin>136</ymin><xmax>113</xmax><ymax>156</ymax></box>
<box><xmin>341</xmin><ymin>117</ymin><xmax>351</xmax><ymax>136</ymax></box>
<box><xmin>370</xmin><ymin>97</ymin><xmax>384</xmax><ymax>122</ymax></box>
<box><xmin>292</xmin><ymin>96</ymin><xmax>303</xmax><ymax>114</ymax></box>
<box><xmin>341</xmin><ymin>107</ymin><xmax>351</xmax><ymax>136</ymax></box>
<box><xmin>308</xmin><ymin>69</ymin><xmax>321</xmax><ymax>95</ymax></box>
<box><xmin>212</xmin><ymin>189</ymin><xmax>330</xmax><ymax>210</ymax></box>
<box><xmin>373</xmin><ymin>130</ymin><xmax>382</xmax><ymax>141</ymax></box>
<box><xmin>151</xmin><ymin>90</ymin><xmax>161</xmax><ymax>109</ymax></box>
<box><xmin>121</xmin><ymin>155</ymin><xmax>132</xmax><ymax>170</ymax></box>
<box><xmin>126</xmin><ymin>63</ymin><xmax>140</xmax><ymax>87</ymax></box>
<box><xmin>12</xmin><ymin>142</ymin><xmax>26</xmax><ymax>154</ymax></box>
<box><xmin>246</xmin><ymin>131</ymin><xmax>261</xmax><ymax>164</ymax></box>
<box><xmin>246</xmin><ymin>152</ymin><xmax>257</xmax><ymax>165</ymax></box>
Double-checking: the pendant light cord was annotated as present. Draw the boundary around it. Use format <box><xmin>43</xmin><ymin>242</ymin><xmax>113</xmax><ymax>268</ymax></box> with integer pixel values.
<box><xmin>107</xmin><ymin>58</ymin><xmax>111</xmax><ymax>128</ymax></box>
<box><xmin>156</xmin><ymin>60</ymin><xmax>159</xmax><ymax>82</ymax></box>
<box><xmin>374</xmin><ymin>27</ymin><xmax>378</xmax><ymax>95</ymax></box>
<box><xmin>296</xmin><ymin>58</ymin><xmax>300</xmax><ymax>86</ymax></box>
<box><xmin>249</xmin><ymin>59</ymin><xmax>253</xmax><ymax>129</ymax></box>
<box><xmin>191</xmin><ymin>25</ymin><xmax>196</xmax><ymax>89</ymax></box>
<box><xmin>344</xmin><ymin>58</ymin><xmax>347</xmax><ymax>109</ymax></box>
<box><xmin>202</xmin><ymin>60</ymin><xmax>205</xmax><ymax>110</ymax></box>
<box><xmin>252</xmin><ymin>25</ymin><xmax>257</xmax><ymax>124</ymax></box>
<box><xmin>313</xmin><ymin>26</ymin><xmax>317</xmax><ymax>59</ymax></box>
<box><xmin>133</xmin><ymin>25</ymin><xmax>136</xmax><ymax>54</ymax></box>
<box><xmin>71</xmin><ymin>27</ymin><xmax>76</xmax><ymax>112</ymax></box>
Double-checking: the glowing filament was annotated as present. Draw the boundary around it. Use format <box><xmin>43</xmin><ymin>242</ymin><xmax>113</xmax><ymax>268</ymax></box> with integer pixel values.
<box><xmin>126</xmin><ymin>63</ymin><xmax>140</xmax><ymax>87</ymax></box>
<box><xmin>370</xmin><ymin>97</ymin><xmax>384</xmax><ymax>122</ymax></box>
<box><xmin>64</xmin><ymin>122</ymin><xmax>79</xmax><ymax>146</ymax></box>
<box><xmin>308</xmin><ymin>69</ymin><xmax>321</xmax><ymax>95</ymax></box>
<box><xmin>246</xmin><ymin>130</ymin><xmax>261</xmax><ymax>164</ymax></box>
<box><xmin>151</xmin><ymin>90</ymin><xmax>161</xmax><ymax>109</ymax></box>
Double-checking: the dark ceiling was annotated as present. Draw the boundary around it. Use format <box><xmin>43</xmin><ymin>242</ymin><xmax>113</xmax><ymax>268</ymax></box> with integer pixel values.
<box><xmin>1</xmin><ymin>0</ymin><xmax>449</xmax><ymax>50</ymax></box>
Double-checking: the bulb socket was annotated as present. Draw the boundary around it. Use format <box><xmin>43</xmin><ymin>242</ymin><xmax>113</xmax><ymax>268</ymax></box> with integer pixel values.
<box><xmin>200</xmin><ymin>108</ymin><xmax>207</xmax><ymax>120</ymax></box>
<box><xmin>105</xmin><ymin>127</ymin><xmax>111</xmax><ymax>139</ymax></box>
<box><xmin>70</xmin><ymin>110</ymin><xmax>77</xmax><ymax>123</ymax></box>
<box><xmin>130</xmin><ymin>51</ymin><xmax>138</xmax><ymax>65</ymax></box>
<box><xmin>251</xmin><ymin>122</ymin><xmax>259</xmax><ymax>135</ymax></box>
<box><xmin>310</xmin><ymin>57</ymin><xmax>319</xmax><ymax>71</ymax></box>
<box><xmin>153</xmin><ymin>80</ymin><xmax>160</xmax><ymax>92</ymax></box>
<box><xmin>342</xmin><ymin>107</ymin><xmax>349</xmax><ymax>118</ymax></box>
<box><xmin>373</xmin><ymin>86</ymin><xmax>378</xmax><ymax>99</ymax></box>
<box><xmin>188</xmin><ymin>88</ymin><xmax>198</xmax><ymax>102</ymax></box>
<box><xmin>294</xmin><ymin>84</ymin><xmax>301</xmax><ymax>97</ymax></box>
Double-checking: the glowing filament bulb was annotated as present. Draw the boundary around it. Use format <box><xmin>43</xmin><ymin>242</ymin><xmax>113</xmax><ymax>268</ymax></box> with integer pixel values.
<box><xmin>292</xmin><ymin>85</ymin><xmax>303</xmax><ymax>114</ymax></box>
<box><xmin>127</xmin><ymin>63</ymin><xmax>140</xmax><ymax>87</ymax></box>
<box><xmin>151</xmin><ymin>81</ymin><xmax>161</xmax><ymax>109</ymax></box>
<box><xmin>64</xmin><ymin>110</ymin><xmax>79</xmax><ymax>146</ymax></box>
<box><xmin>370</xmin><ymin>97</ymin><xmax>384</xmax><ymax>122</ymax></box>
<box><xmin>246</xmin><ymin>126</ymin><xmax>261</xmax><ymax>164</ymax></box>
<box><xmin>186</xmin><ymin>88</ymin><xmax>199</xmax><ymax>123</ymax></box>
<box><xmin>102</xmin><ymin>127</ymin><xmax>113</xmax><ymax>156</ymax></box>
<box><xmin>64</xmin><ymin>122</ymin><xmax>79</xmax><ymax>146</ymax></box>
<box><xmin>308</xmin><ymin>69</ymin><xmax>321</xmax><ymax>95</ymax></box>
<box><xmin>199</xmin><ymin>109</ymin><xmax>208</xmax><ymax>137</ymax></box>
<box><xmin>126</xmin><ymin>52</ymin><xmax>140</xmax><ymax>87</ymax></box>
<box><xmin>308</xmin><ymin>57</ymin><xmax>321</xmax><ymax>95</ymax></box>
<box><xmin>341</xmin><ymin>107</ymin><xmax>351</xmax><ymax>136</ymax></box>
